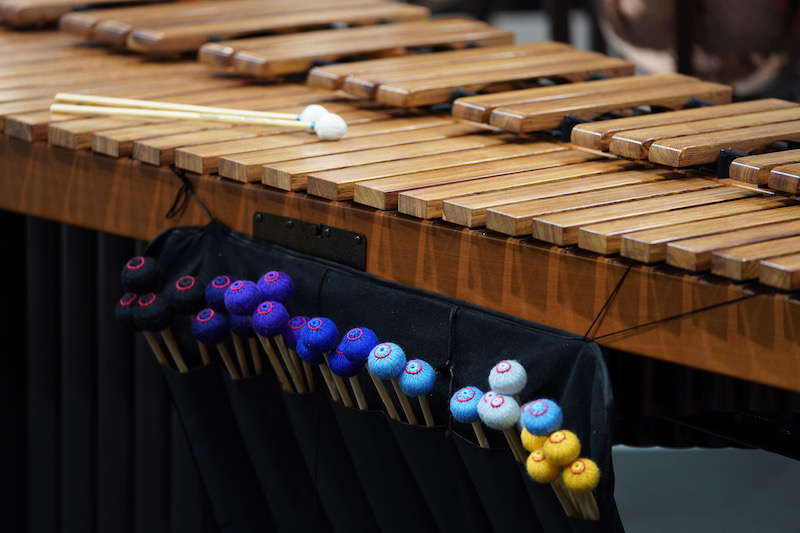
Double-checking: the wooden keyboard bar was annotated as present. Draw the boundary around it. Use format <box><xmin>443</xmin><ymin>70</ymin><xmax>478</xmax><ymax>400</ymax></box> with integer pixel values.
<box><xmin>437</xmin><ymin>162</ymin><xmax>656</xmax><ymax>226</ymax></box>
<box><xmin>767</xmin><ymin>163</ymin><xmax>800</xmax><ymax>194</ymax></box>
<box><xmin>488</xmin><ymin>81</ymin><xmax>732</xmax><ymax>134</ymax></box>
<box><xmin>307</xmin><ymin>42</ymin><xmax>574</xmax><ymax>90</ymax></box>
<box><xmin>174</xmin><ymin>116</ymin><xmax>461</xmax><ymax>175</ymax></box>
<box><xmin>452</xmin><ymin>73</ymin><xmax>696</xmax><ymax>123</ymax></box>
<box><xmin>1</xmin><ymin>0</ymin><xmax>161</xmax><ymax>27</ymax></box>
<box><xmin>728</xmin><ymin>150</ymin><xmax>800</xmax><ymax>185</ymax></box>
<box><xmin>374</xmin><ymin>54</ymin><xmax>634</xmax><ymax>108</ymax></box>
<box><xmin>668</xmin><ymin>219</ymin><xmax>800</xmax><ymax>271</ymax></box>
<box><xmin>533</xmin><ymin>187</ymin><xmax>755</xmax><ymax>247</ymax></box>
<box><xmin>308</xmin><ymin>143</ymin><xmax>568</xmax><ymax>202</ymax></box>
<box><xmin>609</xmin><ymin>107</ymin><xmax>800</xmax><ymax>160</ymax></box>
<box><xmin>578</xmin><ymin>194</ymin><xmax>781</xmax><ymax>255</ymax></box>
<box><xmin>486</xmin><ymin>177</ymin><xmax>719</xmax><ymax>237</ymax></box>
<box><xmin>355</xmin><ymin>149</ymin><xmax>597</xmax><ymax>211</ymax></box>
<box><xmin>260</xmin><ymin>139</ymin><xmax>546</xmax><ymax>193</ymax></box>
<box><xmin>621</xmin><ymin>205</ymin><xmax>800</xmax><ymax>263</ymax></box>
<box><xmin>760</xmin><ymin>253</ymin><xmax>800</xmax><ymax>290</ymax></box>
<box><xmin>132</xmin><ymin>108</ymin><xmax>388</xmax><ymax>166</ymax></box>
<box><xmin>570</xmin><ymin>99</ymin><xmax>796</xmax><ymax>151</ymax></box>
<box><xmin>648</xmin><ymin>121</ymin><xmax>800</xmax><ymax>167</ymax></box>
<box><xmin>127</xmin><ymin>3</ymin><xmax>430</xmax><ymax>55</ymax></box>
<box><xmin>712</xmin><ymin>235</ymin><xmax>800</xmax><ymax>280</ymax></box>
<box><xmin>199</xmin><ymin>19</ymin><xmax>513</xmax><ymax>77</ymax></box>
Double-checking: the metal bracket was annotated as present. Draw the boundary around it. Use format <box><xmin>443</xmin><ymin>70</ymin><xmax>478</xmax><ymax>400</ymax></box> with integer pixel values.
<box><xmin>252</xmin><ymin>212</ymin><xmax>367</xmax><ymax>270</ymax></box>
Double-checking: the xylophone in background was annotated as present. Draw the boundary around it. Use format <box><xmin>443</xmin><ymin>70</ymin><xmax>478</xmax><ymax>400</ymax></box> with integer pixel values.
<box><xmin>0</xmin><ymin>0</ymin><xmax>168</xmax><ymax>28</ymax></box>
<box><xmin>59</xmin><ymin>0</ymin><xmax>432</xmax><ymax>56</ymax></box>
<box><xmin>114</xmin><ymin>254</ymin><xmax>604</xmax><ymax>521</ymax></box>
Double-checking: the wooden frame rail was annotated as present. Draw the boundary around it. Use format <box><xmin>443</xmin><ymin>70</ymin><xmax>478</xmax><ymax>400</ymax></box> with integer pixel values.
<box><xmin>1</xmin><ymin>136</ymin><xmax>798</xmax><ymax>393</ymax></box>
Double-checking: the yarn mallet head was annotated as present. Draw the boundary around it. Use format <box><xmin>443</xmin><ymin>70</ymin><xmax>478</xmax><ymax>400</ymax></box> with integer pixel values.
<box><xmin>543</xmin><ymin>430</ymin><xmax>581</xmax><ymax>466</ymax></box>
<box><xmin>121</xmin><ymin>256</ymin><xmax>159</xmax><ymax>293</ymax></box>
<box><xmin>257</xmin><ymin>270</ymin><xmax>294</xmax><ymax>303</ymax></box>
<box><xmin>115</xmin><ymin>292</ymin><xmax>138</xmax><ymax>329</ymax></box>
<box><xmin>562</xmin><ymin>458</ymin><xmax>600</xmax><ymax>493</ymax></box>
<box><xmin>166</xmin><ymin>274</ymin><xmax>206</xmax><ymax>314</ymax></box>
<box><xmin>527</xmin><ymin>449</ymin><xmax>561</xmax><ymax>484</ymax></box>
<box><xmin>296</xmin><ymin>340</ymin><xmax>324</xmax><ymax>365</ymax></box>
<box><xmin>192</xmin><ymin>308</ymin><xmax>229</xmax><ymax>345</ymax></box>
<box><xmin>522</xmin><ymin>398</ymin><xmax>563</xmax><ymax>436</ymax></box>
<box><xmin>251</xmin><ymin>301</ymin><xmax>289</xmax><ymax>338</ymax></box>
<box><xmin>339</xmin><ymin>327</ymin><xmax>379</xmax><ymax>364</ymax></box>
<box><xmin>367</xmin><ymin>342</ymin><xmax>406</xmax><ymax>380</ymax></box>
<box><xmin>224</xmin><ymin>280</ymin><xmax>262</xmax><ymax>315</ymax></box>
<box><xmin>477</xmin><ymin>391</ymin><xmax>520</xmax><ymax>430</ymax></box>
<box><xmin>328</xmin><ymin>348</ymin><xmax>364</xmax><ymax>378</ymax></box>
<box><xmin>398</xmin><ymin>359</ymin><xmax>436</xmax><ymax>397</ymax></box>
<box><xmin>488</xmin><ymin>359</ymin><xmax>527</xmax><ymax>395</ymax></box>
<box><xmin>309</xmin><ymin>112</ymin><xmax>347</xmax><ymax>141</ymax></box>
<box><xmin>230</xmin><ymin>314</ymin><xmax>254</xmax><ymax>338</ymax></box>
<box><xmin>133</xmin><ymin>293</ymin><xmax>173</xmax><ymax>332</ymax></box>
<box><xmin>450</xmin><ymin>386</ymin><xmax>484</xmax><ymax>423</ymax></box>
<box><xmin>205</xmin><ymin>275</ymin><xmax>232</xmax><ymax>311</ymax></box>
<box><xmin>300</xmin><ymin>317</ymin><xmax>339</xmax><ymax>352</ymax></box>
<box><xmin>282</xmin><ymin>316</ymin><xmax>308</xmax><ymax>350</ymax></box>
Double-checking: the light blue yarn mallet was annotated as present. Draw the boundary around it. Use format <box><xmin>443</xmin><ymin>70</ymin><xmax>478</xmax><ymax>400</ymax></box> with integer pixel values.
<box><xmin>399</xmin><ymin>359</ymin><xmax>436</xmax><ymax>427</ymax></box>
<box><xmin>450</xmin><ymin>386</ymin><xmax>489</xmax><ymax>448</ymax></box>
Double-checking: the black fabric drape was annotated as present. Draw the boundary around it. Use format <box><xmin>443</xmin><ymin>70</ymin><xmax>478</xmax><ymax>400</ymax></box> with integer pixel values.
<box><xmin>143</xmin><ymin>221</ymin><xmax>624</xmax><ymax>533</ymax></box>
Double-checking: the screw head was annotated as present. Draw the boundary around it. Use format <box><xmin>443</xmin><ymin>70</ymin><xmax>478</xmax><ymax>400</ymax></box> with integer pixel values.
<box><xmin>255</xmin><ymin>213</ymin><xmax>263</xmax><ymax>223</ymax></box>
<box><xmin>354</xmin><ymin>235</ymin><xmax>363</xmax><ymax>245</ymax></box>
<box><xmin>285</xmin><ymin>220</ymin><xmax>294</xmax><ymax>229</ymax></box>
<box><xmin>322</xmin><ymin>227</ymin><xmax>332</xmax><ymax>237</ymax></box>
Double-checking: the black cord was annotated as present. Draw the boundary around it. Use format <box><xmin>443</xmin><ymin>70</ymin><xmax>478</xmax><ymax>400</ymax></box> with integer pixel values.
<box><xmin>592</xmin><ymin>293</ymin><xmax>757</xmax><ymax>342</ymax></box>
<box><xmin>166</xmin><ymin>165</ymin><xmax>214</xmax><ymax>221</ymax></box>
<box><xmin>583</xmin><ymin>264</ymin><xmax>633</xmax><ymax>340</ymax></box>
<box><xmin>443</xmin><ymin>305</ymin><xmax>459</xmax><ymax>437</ymax></box>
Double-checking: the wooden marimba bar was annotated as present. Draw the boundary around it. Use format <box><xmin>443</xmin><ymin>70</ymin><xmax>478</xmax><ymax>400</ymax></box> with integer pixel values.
<box><xmin>1</xmin><ymin>8</ymin><xmax>799</xmax><ymax>393</ymax></box>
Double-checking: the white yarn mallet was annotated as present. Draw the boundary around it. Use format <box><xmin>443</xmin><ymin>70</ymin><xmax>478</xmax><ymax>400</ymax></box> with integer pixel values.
<box><xmin>50</xmin><ymin>101</ymin><xmax>347</xmax><ymax>141</ymax></box>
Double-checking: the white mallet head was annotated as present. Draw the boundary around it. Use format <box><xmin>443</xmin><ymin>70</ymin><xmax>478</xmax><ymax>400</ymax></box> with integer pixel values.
<box><xmin>312</xmin><ymin>112</ymin><xmax>347</xmax><ymax>141</ymax></box>
<box><xmin>298</xmin><ymin>104</ymin><xmax>329</xmax><ymax>123</ymax></box>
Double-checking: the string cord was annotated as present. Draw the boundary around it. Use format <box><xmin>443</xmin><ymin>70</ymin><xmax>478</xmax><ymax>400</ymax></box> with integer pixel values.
<box><xmin>582</xmin><ymin>263</ymin><xmax>759</xmax><ymax>342</ymax></box>
<box><xmin>592</xmin><ymin>293</ymin><xmax>757</xmax><ymax>342</ymax></box>
<box><xmin>443</xmin><ymin>305</ymin><xmax>460</xmax><ymax>437</ymax></box>
<box><xmin>166</xmin><ymin>165</ymin><xmax>214</xmax><ymax>221</ymax></box>
<box><xmin>583</xmin><ymin>264</ymin><xmax>633</xmax><ymax>340</ymax></box>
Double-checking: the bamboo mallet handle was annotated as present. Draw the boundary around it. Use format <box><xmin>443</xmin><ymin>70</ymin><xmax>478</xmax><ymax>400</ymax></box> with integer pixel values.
<box><xmin>50</xmin><ymin>103</ymin><xmax>312</xmax><ymax>129</ymax></box>
<box><xmin>370</xmin><ymin>374</ymin><xmax>399</xmax><ymax>420</ymax></box>
<box><xmin>55</xmin><ymin>92</ymin><xmax>302</xmax><ymax>120</ymax></box>
<box><xmin>160</xmin><ymin>328</ymin><xmax>189</xmax><ymax>373</ymax></box>
<box><xmin>391</xmin><ymin>378</ymin><xmax>418</xmax><ymax>425</ymax></box>
<box><xmin>142</xmin><ymin>331</ymin><xmax>168</xmax><ymax>366</ymax></box>
<box><xmin>257</xmin><ymin>335</ymin><xmax>292</xmax><ymax>392</ymax></box>
<box><xmin>248</xmin><ymin>337</ymin><xmax>263</xmax><ymax>375</ymax></box>
<box><xmin>231</xmin><ymin>333</ymin><xmax>250</xmax><ymax>378</ymax></box>
<box><xmin>215</xmin><ymin>343</ymin><xmax>241</xmax><ymax>380</ymax></box>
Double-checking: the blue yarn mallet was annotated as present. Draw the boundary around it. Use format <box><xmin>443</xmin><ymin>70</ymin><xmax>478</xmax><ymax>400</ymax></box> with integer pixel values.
<box><xmin>339</xmin><ymin>327</ymin><xmax>380</xmax><ymax>364</ymax></box>
<box><xmin>449</xmin><ymin>386</ymin><xmax>489</xmax><ymax>448</ymax></box>
<box><xmin>330</xmin><ymin>347</ymin><xmax>368</xmax><ymax>410</ymax></box>
<box><xmin>399</xmin><ymin>359</ymin><xmax>436</xmax><ymax>427</ymax></box>
<box><xmin>367</xmin><ymin>342</ymin><xmax>411</xmax><ymax>422</ymax></box>
<box><xmin>205</xmin><ymin>275</ymin><xmax>232</xmax><ymax>311</ymax></box>
<box><xmin>300</xmin><ymin>318</ymin><xmax>347</xmax><ymax>404</ymax></box>
<box><xmin>283</xmin><ymin>316</ymin><xmax>315</xmax><ymax>392</ymax></box>
<box><xmin>230</xmin><ymin>314</ymin><xmax>263</xmax><ymax>377</ymax></box>
<box><xmin>251</xmin><ymin>301</ymin><xmax>294</xmax><ymax>392</ymax></box>
<box><xmin>191</xmin><ymin>308</ymin><xmax>238</xmax><ymax>378</ymax></box>
<box><xmin>224</xmin><ymin>280</ymin><xmax>262</xmax><ymax>315</ymax></box>
<box><xmin>257</xmin><ymin>270</ymin><xmax>294</xmax><ymax>303</ymax></box>
<box><xmin>521</xmin><ymin>399</ymin><xmax>563</xmax><ymax>436</ymax></box>
<box><xmin>133</xmin><ymin>293</ymin><xmax>188</xmax><ymax>373</ymax></box>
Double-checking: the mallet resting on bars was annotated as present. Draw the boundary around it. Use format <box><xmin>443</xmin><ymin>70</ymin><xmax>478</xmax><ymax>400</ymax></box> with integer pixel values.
<box><xmin>49</xmin><ymin>103</ymin><xmax>348</xmax><ymax>141</ymax></box>
<box><xmin>55</xmin><ymin>93</ymin><xmax>331</xmax><ymax>122</ymax></box>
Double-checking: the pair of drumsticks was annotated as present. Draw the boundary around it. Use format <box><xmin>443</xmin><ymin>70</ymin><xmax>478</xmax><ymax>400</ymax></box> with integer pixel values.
<box><xmin>50</xmin><ymin>93</ymin><xmax>348</xmax><ymax>140</ymax></box>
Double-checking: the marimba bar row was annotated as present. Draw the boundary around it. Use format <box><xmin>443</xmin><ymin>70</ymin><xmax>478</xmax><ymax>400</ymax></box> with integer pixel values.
<box><xmin>4</xmin><ymin>29</ymin><xmax>800</xmax><ymax>293</ymax></box>
<box><xmin>60</xmin><ymin>0</ymin><xmax>430</xmax><ymax>55</ymax></box>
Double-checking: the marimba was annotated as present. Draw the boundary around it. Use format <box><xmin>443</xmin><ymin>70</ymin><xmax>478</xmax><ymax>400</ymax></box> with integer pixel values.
<box><xmin>1</xmin><ymin>6</ymin><xmax>799</xmax><ymax>397</ymax></box>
